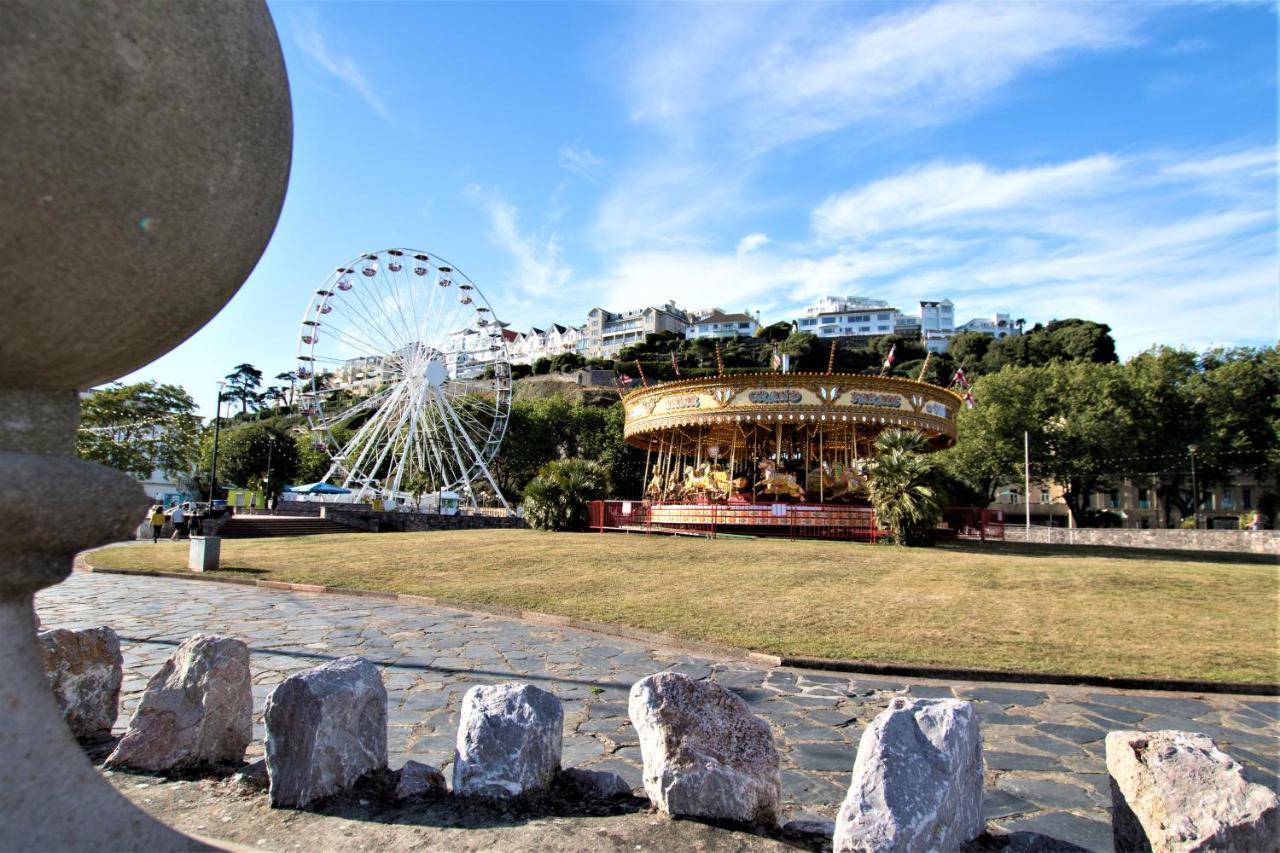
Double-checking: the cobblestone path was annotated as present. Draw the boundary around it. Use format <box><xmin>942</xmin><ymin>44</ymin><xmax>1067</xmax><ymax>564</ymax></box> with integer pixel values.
<box><xmin>39</xmin><ymin>572</ymin><xmax>1279</xmax><ymax>852</ymax></box>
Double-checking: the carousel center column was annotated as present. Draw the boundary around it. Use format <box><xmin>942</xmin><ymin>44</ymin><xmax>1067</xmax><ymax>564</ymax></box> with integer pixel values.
<box><xmin>0</xmin><ymin>2</ymin><xmax>292</xmax><ymax>848</ymax></box>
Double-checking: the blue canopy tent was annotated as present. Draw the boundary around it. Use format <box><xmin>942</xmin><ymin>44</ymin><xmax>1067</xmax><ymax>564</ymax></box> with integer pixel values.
<box><xmin>283</xmin><ymin>482</ymin><xmax>352</xmax><ymax>495</ymax></box>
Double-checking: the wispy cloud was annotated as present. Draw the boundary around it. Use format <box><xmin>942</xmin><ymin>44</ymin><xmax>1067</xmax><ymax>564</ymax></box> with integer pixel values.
<box><xmin>581</xmin><ymin>145</ymin><xmax>1277</xmax><ymax>356</ymax></box>
<box><xmin>558</xmin><ymin>144</ymin><xmax>605</xmax><ymax>184</ymax></box>
<box><xmin>626</xmin><ymin>1</ymin><xmax>1139</xmax><ymax>152</ymax></box>
<box><xmin>812</xmin><ymin>156</ymin><xmax>1119</xmax><ymax>241</ymax></box>
<box><xmin>467</xmin><ymin>188</ymin><xmax>572</xmax><ymax>299</ymax></box>
<box><xmin>295</xmin><ymin>14</ymin><xmax>393</xmax><ymax>122</ymax></box>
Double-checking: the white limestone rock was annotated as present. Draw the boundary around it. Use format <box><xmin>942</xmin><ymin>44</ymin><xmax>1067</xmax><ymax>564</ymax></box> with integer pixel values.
<box><xmin>105</xmin><ymin>634</ymin><xmax>251</xmax><ymax>770</ymax></box>
<box><xmin>834</xmin><ymin>697</ymin><xmax>984</xmax><ymax>853</ymax></box>
<box><xmin>38</xmin><ymin>625</ymin><xmax>122</xmax><ymax>741</ymax></box>
<box><xmin>629</xmin><ymin>672</ymin><xmax>781</xmax><ymax>826</ymax></box>
<box><xmin>1105</xmin><ymin>729</ymin><xmax>1279</xmax><ymax>852</ymax></box>
<box><xmin>453</xmin><ymin>682</ymin><xmax>563</xmax><ymax>798</ymax></box>
<box><xmin>395</xmin><ymin>760</ymin><xmax>446</xmax><ymax>800</ymax></box>
<box><xmin>264</xmin><ymin>655</ymin><xmax>388</xmax><ymax>809</ymax></box>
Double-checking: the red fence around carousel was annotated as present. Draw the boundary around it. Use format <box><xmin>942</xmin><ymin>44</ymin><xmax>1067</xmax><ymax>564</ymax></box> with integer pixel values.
<box><xmin>588</xmin><ymin>501</ymin><xmax>1004</xmax><ymax>542</ymax></box>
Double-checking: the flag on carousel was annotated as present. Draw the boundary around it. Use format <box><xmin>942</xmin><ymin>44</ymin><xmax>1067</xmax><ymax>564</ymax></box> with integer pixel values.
<box><xmin>879</xmin><ymin>344</ymin><xmax>896</xmax><ymax>376</ymax></box>
<box><xmin>770</xmin><ymin>348</ymin><xmax>782</xmax><ymax>372</ymax></box>
<box><xmin>618</xmin><ymin>372</ymin><xmax>633</xmax><ymax>387</ymax></box>
<box><xmin>951</xmin><ymin>366</ymin><xmax>970</xmax><ymax>389</ymax></box>
<box><xmin>671</xmin><ymin>350</ymin><xmax>681</xmax><ymax>377</ymax></box>
<box><xmin>964</xmin><ymin>390</ymin><xmax>976</xmax><ymax>409</ymax></box>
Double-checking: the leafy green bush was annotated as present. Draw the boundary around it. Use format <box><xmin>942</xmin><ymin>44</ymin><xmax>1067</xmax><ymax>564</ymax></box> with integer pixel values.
<box><xmin>521</xmin><ymin>458</ymin><xmax>611</xmax><ymax>531</ymax></box>
<box><xmin>868</xmin><ymin>429</ymin><xmax>945</xmax><ymax>546</ymax></box>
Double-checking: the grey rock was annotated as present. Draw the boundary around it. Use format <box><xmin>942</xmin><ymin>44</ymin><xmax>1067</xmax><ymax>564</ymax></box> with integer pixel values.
<box><xmin>265</xmin><ymin>656</ymin><xmax>388</xmax><ymax>809</ymax></box>
<box><xmin>1105</xmin><ymin>729</ymin><xmax>1278</xmax><ymax>852</ymax></box>
<box><xmin>558</xmin><ymin>767</ymin><xmax>633</xmax><ymax>799</ymax></box>
<box><xmin>105</xmin><ymin>634</ymin><xmax>251</xmax><ymax>770</ymax></box>
<box><xmin>453</xmin><ymin>682</ymin><xmax>563</xmax><ymax>798</ymax></box>
<box><xmin>835</xmin><ymin>697</ymin><xmax>984</xmax><ymax>853</ymax></box>
<box><xmin>785</xmin><ymin>818</ymin><xmax>838</xmax><ymax>838</ymax></box>
<box><xmin>395</xmin><ymin>760</ymin><xmax>446</xmax><ymax>799</ymax></box>
<box><xmin>38</xmin><ymin>626</ymin><xmax>122</xmax><ymax>741</ymax></box>
<box><xmin>231</xmin><ymin>758</ymin><xmax>269</xmax><ymax>790</ymax></box>
<box><xmin>630</xmin><ymin>672</ymin><xmax>781</xmax><ymax>826</ymax></box>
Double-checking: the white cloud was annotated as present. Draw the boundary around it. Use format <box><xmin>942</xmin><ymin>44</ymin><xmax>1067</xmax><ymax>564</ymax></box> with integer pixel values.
<box><xmin>580</xmin><ymin>145</ymin><xmax>1277</xmax><ymax>358</ymax></box>
<box><xmin>295</xmin><ymin>15</ymin><xmax>393</xmax><ymax>122</ymax></box>
<box><xmin>558</xmin><ymin>145</ymin><xmax>605</xmax><ymax>184</ymax></box>
<box><xmin>812</xmin><ymin>156</ymin><xmax>1119</xmax><ymax>240</ymax></box>
<box><xmin>469</xmin><ymin>190</ymin><xmax>572</xmax><ymax>298</ymax></box>
<box><xmin>626</xmin><ymin>1</ymin><xmax>1139</xmax><ymax>152</ymax></box>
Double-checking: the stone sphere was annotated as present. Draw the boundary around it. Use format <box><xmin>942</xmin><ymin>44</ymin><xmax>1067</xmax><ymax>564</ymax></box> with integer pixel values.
<box><xmin>0</xmin><ymin>0</ymin><xmax>292</xmax><ymax>390</ymax></box>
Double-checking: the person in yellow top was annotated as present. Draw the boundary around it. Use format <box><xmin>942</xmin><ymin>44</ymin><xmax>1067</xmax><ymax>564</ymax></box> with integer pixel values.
<box><xmin>148</xmin><ymin>506</ymin><xmax>165</xmax><ymax>543</ymax></box>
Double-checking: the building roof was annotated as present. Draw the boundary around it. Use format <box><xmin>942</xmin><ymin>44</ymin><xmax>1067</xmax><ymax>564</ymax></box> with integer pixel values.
<box><xmin>694</xmin><ymin>309</ymin><xmax>755</xmax><ymax>324</ymax></box>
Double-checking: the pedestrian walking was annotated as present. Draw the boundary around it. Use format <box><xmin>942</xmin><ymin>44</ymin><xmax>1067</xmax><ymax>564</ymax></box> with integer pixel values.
<box><xmin>148</xmin><ymin>506</ymin><xmax>165</xmax><ymax>543</ymax></box>
<box><xmin>169</xmin><ymin>503</ymin><xmax>187</xmax><ymax>540</ymax></box>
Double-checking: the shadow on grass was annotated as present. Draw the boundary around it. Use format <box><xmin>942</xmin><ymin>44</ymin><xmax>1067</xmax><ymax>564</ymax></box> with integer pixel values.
<box><xmin>935</xmin><ymin>539</ymin><xmax>1278</xmax><ymax>567</ymax></box>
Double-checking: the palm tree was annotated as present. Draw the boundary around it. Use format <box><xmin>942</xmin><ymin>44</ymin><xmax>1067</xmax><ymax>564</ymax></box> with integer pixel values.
<box><xmin>868</xmin><ymin>429</ymin><xmax>945</xmax><ymax>546</ymax></box>
<box><xmin>522</xmin><ymin>458</ymin><xmax>611</xmax><ymax>531</ymax></box>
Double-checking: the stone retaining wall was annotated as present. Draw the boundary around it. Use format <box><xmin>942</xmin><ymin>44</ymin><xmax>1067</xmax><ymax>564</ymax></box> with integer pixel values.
<box><xmin>318</xmin><ymin>505</ymin><xmax>527</xmax><ymax>533</ymax></box>
<box><xmin>1003</xmin><ymin>526</ymin><xmax>1278</xmax><ymax>555</ymax></box>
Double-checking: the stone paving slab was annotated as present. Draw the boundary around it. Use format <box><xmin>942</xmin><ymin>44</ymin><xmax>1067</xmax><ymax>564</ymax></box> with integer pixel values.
<box><xmin>39</xmin><ymin>572</ymin><xmax>1280</xmax><ymax>853</ymax></box>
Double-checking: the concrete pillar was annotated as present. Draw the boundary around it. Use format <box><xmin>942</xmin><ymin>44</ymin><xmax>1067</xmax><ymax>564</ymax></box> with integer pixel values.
<box><xmin>0</xmin><ymin>2</ymin><xmax>291</xmax><ymax>848</ymax></box>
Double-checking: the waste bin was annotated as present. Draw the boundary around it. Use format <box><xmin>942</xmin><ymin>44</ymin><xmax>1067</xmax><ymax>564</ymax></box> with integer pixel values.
<box><xmin>188</xmin><ymin>536</ymin><xmax>220</xmax><ymax>572</ymax></box>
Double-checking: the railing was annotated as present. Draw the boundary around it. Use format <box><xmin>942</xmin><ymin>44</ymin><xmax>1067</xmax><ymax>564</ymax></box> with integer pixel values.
<box><xmin>589</xmin><ymin>501</ymin><xmax>1004</xmax><ymax>543</ymax></box>
<box><xmin>939</xmin><ymin>507</ymin><xmax>1005</xmax><ymax>541</ymax></box>
<box><xmin>588</xmin><ymin>500</ymin><xmax>880</xmax><ymax>541</ymax></box>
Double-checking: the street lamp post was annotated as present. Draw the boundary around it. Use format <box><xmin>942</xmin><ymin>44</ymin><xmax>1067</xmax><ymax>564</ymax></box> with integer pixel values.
<box><xmin>263</xmin><ymin>435</ymin><xmax>274</xmax><ymax>513</ymax></box>
<box><xmin>208</xmin><ymin>381</ymin><xmax>226</xmax><ymax>506</ymax></box>
<box><xmin>1188</xmin><ymin>444</ymin><xmax>1199</xmax><ymax>530</ymax></box>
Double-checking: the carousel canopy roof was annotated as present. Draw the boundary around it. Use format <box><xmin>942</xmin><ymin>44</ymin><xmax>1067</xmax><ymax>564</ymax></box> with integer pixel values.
<box><xmin>621</xmin><ymin>371</ymin><xmax>962</xmax><ymax>454</ymax></box>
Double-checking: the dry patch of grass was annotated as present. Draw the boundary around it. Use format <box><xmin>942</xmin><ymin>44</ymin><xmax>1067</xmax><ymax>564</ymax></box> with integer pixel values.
<box><xmin>88</xmin><ymin>531</ymin><xmax>1280</xmax><ymax>683</ymax></box>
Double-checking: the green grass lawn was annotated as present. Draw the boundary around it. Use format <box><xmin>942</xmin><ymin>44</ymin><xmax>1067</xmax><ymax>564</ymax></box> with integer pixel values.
<box><xmin>87</xmin><ymin>530</ymin><xmax>1280</xmax><ymax>683</ymax></box>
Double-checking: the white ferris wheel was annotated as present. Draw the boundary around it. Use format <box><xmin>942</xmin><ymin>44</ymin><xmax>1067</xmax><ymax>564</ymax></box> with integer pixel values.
<box><xmin>295</xmin><ymin>248</ymin><xmax>512</xmax><ymax>512</ymax></box>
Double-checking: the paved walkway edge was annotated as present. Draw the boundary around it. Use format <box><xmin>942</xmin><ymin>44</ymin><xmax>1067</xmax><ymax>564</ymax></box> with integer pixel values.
<box><xmin>82</xmin><ymin>564</ymin><xmax>1280</xmax><ymax>697</ymax></box>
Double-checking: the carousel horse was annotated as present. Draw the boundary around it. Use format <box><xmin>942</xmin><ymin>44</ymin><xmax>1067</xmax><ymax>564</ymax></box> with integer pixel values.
<box><xmin>807</xmin><ymin>461</ymin><xmax>867</xmax><ymax>500</ymax></box>
<box><xmin>755</xmin><ymin>459</ymin><xmax>806</xmax><ymax>499</ymax></box>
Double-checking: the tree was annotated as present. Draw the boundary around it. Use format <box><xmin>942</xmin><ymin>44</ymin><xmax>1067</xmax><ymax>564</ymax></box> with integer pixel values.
<box><xmin>532</xmin><ymin>357</ymin><xmax>552</xmax><ymax>376</ymax></box>
<box><xmin>755</xmin><ymin>321</ymin><xmax>792</xmax><ymax>343</ymax></box>
<box><xmin>947</xmin><ymin>332</ymin><xmax>992</xmax><ymax>371</ymax></box>
<box><xmin>521</xmin><ymin>458</ymin><xmax>611</xmax><ymax>531</ymax></box>
<box><xmin>941</xmin><ymin>362</ymin><xmax>1139</xmax><ymax>526</ymax></box>
<box><xmin>198</xmin><ymin>421</ymin><xmax>299</xmax><ymax>494</ymax></box>
<box><xmin>868</xmin><ymin>429</ymin><xmax>944</xmax><ymax>546</ymax></box>
<box><xmin>225</xmin><ymin>363</ymin><xmax>264</xmax><ymax>415</ymax></box>
<box><xmin>275</xmin><ymin>370</ymin><xmax>298</xmax><ymax>407</ymax></box>
<box><xmin>77</xmin><ymin>382</ymin><xmax>201</xmax><ymax>481</ymax></box>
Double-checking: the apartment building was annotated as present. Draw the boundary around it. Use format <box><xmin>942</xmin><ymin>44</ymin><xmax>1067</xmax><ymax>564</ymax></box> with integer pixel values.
<box><xmin>794</xmin><ymin>296</ymin><xmax>898</xmax><ymax>341</ymax></box>
<box><xmin>992</xmin><ymin>474</ymin><xmax>1274</xmax><ymax>529</ymax></box>
<box><xmin>584</xmin><ymin>302</ymin><xmax>691</xmax><ymax>357</ymax></box>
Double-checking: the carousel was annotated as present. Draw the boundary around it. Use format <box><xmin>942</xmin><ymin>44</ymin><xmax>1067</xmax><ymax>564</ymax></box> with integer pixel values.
<box><xmin>615</xmin><ymin>368</ymin><xmax>962</xmax><ymax>538</ymax></box>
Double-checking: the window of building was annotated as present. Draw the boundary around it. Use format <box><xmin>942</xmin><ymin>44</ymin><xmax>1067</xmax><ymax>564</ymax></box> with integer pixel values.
<box><xmin>1137</xmin><ymin>487</ymin><xmax>1149</xmax><ymax>509</ymax></box>
<box><xmin>1222</xmin><ymin>491</ymin><xmax>1235</xmax><ymax>510</ymax></box>
<box><xmin>738</xmin><ymin>322</ymin><xmax>750</xmax><ymax>329</ymax></box>
<box><xmin>1040</xmin><ymin>488</ymin><xmax>1050</xmax><ymax>503</ymax></box>
<box><xmin>1109</xmin><ymin>490</ymin><xmax>1120</xmax><ymax>509</ymax></box>
<box><xmin>859</xmin><ymin>326</ymin><xmax>871</xmax><ymax>332</ymax></box>
<box><xmin>800</xmin><ymin>318</ymin><xmax>816</xmax><ymax>327</ymax></box>
<box><xmin>821</xmin><ymin>317</ymin><xmax>836</xmax><ymax>324</ymax></box>
<box><xmin>877</xmin><ymin>313</ymin><xmax>891</xmax><ymax>321</ymax></box>
<box><xmin>1243</xmin><ymin>487</ymin><xmax>1253</xmax><ymax>509</ymax></box>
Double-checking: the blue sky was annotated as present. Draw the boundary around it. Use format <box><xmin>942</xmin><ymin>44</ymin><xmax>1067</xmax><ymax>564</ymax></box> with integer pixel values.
<box><xmin>120</xmin><ymin>0</ymin><xmax>1277</xmax><ymax>416</ymax></box>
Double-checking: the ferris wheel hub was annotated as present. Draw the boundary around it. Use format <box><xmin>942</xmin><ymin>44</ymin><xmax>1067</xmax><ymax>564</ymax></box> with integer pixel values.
<box><xmin>424</xmin><ymin>355</ymin><xmax>448</xmax><ymax>388</ymax></box>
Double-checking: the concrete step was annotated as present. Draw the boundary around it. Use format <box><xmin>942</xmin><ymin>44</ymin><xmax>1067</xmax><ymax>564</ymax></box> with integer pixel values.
<box><xmin>217</xmin><ymin>517</ymin><xmax>357</xmax><ymax>538</ymax></box>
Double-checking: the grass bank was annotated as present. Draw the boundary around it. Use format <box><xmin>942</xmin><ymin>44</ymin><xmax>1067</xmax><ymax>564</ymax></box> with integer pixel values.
<box><xmin>87</xmin><ymin>530</ymin><xmax>1279</xmax><ymax>683</ymax></box>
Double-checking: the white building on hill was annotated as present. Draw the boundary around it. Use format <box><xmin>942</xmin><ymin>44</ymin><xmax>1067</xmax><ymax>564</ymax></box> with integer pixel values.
<box><xmin>686</xmin><ymin>309</ymin><xmax>760</xmax><ymax>340</ymax></box>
